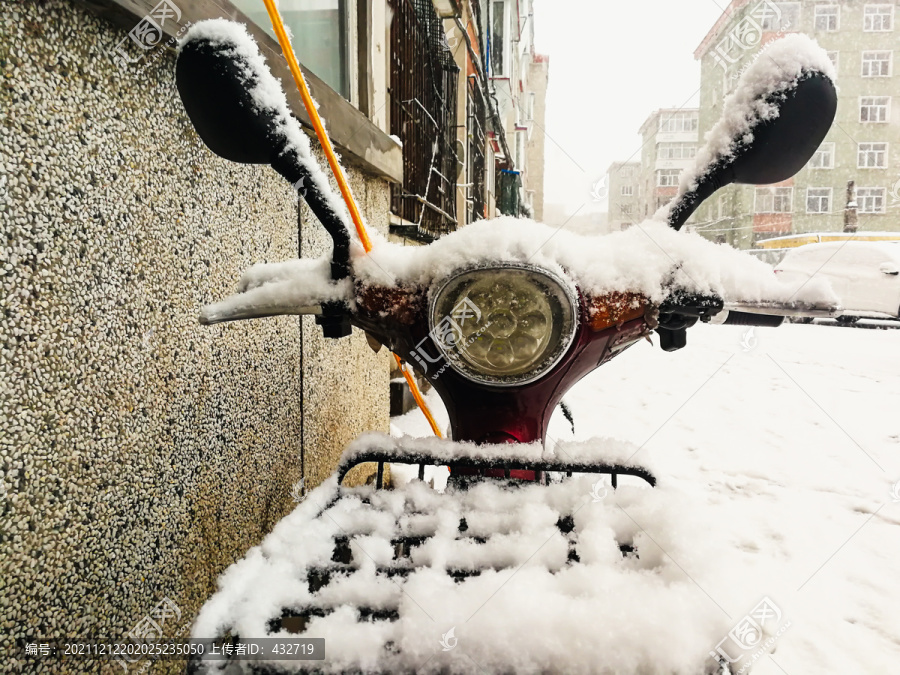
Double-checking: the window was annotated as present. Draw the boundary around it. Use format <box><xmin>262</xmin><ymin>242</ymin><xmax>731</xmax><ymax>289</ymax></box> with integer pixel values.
<box><xmin>620</xmin><ymin>204</ymin><xmax>634</xmax><ymax>216</ymax></box>
<box><xmin>233</xmin><ymin>0</ymin><xmax>350</xmax><ymax>97</ymax></box>
<box><xmin>814</xmin><ymin>5</ymin><xmax>839</xmax><ymax>31</ymax></box>
<box><xmin>491</xmin><ymin>1</ymin><xmax>506</xmax><ymax>76</ymax></box>
<box><xmin>857</xmin><ymin>187</ymin><xmax>886</xmax><ymax>213</ymax></box>
<box><xmin>806</xmin><ymin>187</ymin><xmax>832</xmax><ymax>213</ymax></box>
<box><xmin>809</xmin><ymin>142</ymin><xmax>835</xmax><ymax>168</ymax></box>
<box><xmin>657</xmin><ymin>169</ymin><xmax>681</xmax><ymax>187</ymax></box>
<box><xmin>863</xmin><ymin>4</ymin><xmax>894</xmax><ymax>31</ymax></box>
<box><xmin>657</xmin><ymin>143</ymin><xmax>697</xmax><ymax>160</ymax></box>
<box><xmin>658</xmin><ymin>112</ymin><xmax>699</xmax><ymax>133</ymax></box>
<box><xmin>758</xmin><ymin>2</ymin><xmax>801</xmax><ymax>31</ymax></box>
<box><xmin>826</xmin><ymin>51</ymin><xmax>839</xmax><ymax>70</ymax></box>
<box><xmin>755</xmin><ymin>186</ymin><xmax>793</xmax><ymax>213</ymax></box>
<box><xmin>858</xmin><ymin>142</ymin><xmax>888</xmax><ymax>168</ymax></box>
<box><xmin>860</xmin><ymin>96</ymin><xmax>891</xmax><ymax>122</ymax></box>
<box><xmin>621</xmin><ymin>185</ymin><xmax>634</xmax><ymax>196</ymax></box>
<box><xmin>862</xmin><ymin>51</ymin><xmax>892</xmax><ymax>77</ymax></box>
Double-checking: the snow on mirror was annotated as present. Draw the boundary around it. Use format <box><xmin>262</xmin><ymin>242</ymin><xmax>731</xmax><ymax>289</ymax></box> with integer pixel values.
<box><xmin>666</xmin><ymin>34</ymin><xmax>838</xmax><ymax>231</ymax></box>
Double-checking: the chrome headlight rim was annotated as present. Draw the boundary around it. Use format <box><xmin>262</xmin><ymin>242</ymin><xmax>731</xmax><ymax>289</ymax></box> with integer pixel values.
<box><xmin>427</xmin><ymin>262</ymin><xmax>579</xmax><ymax>388</ymax></box>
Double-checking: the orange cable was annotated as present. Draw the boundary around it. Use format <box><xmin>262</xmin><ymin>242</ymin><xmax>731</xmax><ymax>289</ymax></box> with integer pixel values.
<box><xmin>261</xmin><ymin>0</ymin><xmax>372</xmax><ymax>253</ymax></box>
<box><xmin>261</xmin><ymin>1</ymin><xmax>441</xmax><ymax>438</ymax></box>
<box><xmin>394</xmin><ymin>354</ymin><xmax>443</xmax><ymax>438</ymax></box>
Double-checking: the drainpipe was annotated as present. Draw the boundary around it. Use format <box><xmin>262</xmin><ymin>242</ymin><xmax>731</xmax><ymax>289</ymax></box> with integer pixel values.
<box><xmin>843</xmin><ymin>180</ymin><xmax>858</xmax><ymax>233</ymax></box>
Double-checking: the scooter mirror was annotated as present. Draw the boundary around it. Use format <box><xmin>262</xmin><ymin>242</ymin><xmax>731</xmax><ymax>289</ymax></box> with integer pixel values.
<box><xmin>176</xmin><ymin>38</ymin><xmax>282</xmax><ymax>164</ymax></box>
<box><xmin>668</xmin><ymin>70</ymin><xmax>837</xmax><ymax>230</ymax></box>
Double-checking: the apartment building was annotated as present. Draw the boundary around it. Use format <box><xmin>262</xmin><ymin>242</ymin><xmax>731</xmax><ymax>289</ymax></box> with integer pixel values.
<box><xmin>605</xmin><ymin>161</ymin><xmax>642</xmax><ymax>231</ymax></box>
<box><xmin>638</xmin><ymin>108</ymin><xmax>701</xmax><ymax>221</ymax></box>
<box><xmin>691</xmin><ymin>0</ymin><xmax>899</xmax><ymax>247</ymax></box>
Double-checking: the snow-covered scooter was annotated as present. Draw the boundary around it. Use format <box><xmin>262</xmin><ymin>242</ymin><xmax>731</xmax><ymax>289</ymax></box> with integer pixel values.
<box><xmin>176</xmin><ymin>20</ymin><xmax>837</xmax><ymax>675</ymax></box>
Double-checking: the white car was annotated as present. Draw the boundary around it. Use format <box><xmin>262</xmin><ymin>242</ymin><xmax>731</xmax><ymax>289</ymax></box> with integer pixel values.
<box><xmin>774</xmin><ymin>241</ymin><xmax>900</xmax><ymax>322</ymax></box>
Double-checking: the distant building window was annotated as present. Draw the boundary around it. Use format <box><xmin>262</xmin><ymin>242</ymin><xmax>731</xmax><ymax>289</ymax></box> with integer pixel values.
<box><xmin>759</xmin><ymin>2</ymin><xmax>801</xmax><ymax>31</ymax></box>
<box><xmin>657</xmin><ymin>169</ymin><xmax>681</xmax><ymax>187</ymax></box>
<box><xmin>826</xmin><ymin>51</ymin><xmax>839</xmax><ymax>69</ymax></box>
<box><xmin>863</xmin><ymin>4</ymin><xmax>894</xmax><ymax>31</ymax></box>
<box><xmin>814</xmin><ymin>5</ymin><xmax>839</xmax><ymax>31</ymax></box>
<box><xmin>858</xmin><ymin>142</ymin><xmax>888</xmax><ymax>168</ymax></box>
<box><xmin>234</xmin><ymin>0</ymin><xmax>350</xmax><ymax>97</ymax></box>
<box><xmin>621</xmin><ymin>185</ymin><xmax>634</xmax><ymax>196</ymax></box>
<box><xmin>619</xmin><ymin>204</ymin><xmax>634</xmax><ymax>216</ymax></box>
<box><xmin>857</xmin><ymin>187</ymin><xmax>886</xmax><ymax>213</ymax></box>
<box><xmin>755</xmin><ymin>186</ymin><xmax>793</xmax><ymax>213</ymax></box>
<box><xmin>860</xmin><ymin>96</ymin><xmax>891</xmax><ymax>122</ymax></box>
<box><xmin>809</xmin><ymin>142</ymin><xmax>835</xmax><ymax>168</ymax></box>
<box><xmin>806</xmin><ymin>187</ymin><xmax>832</xmax><ymax>213</ymax></box>
<box><xmin>861</xmin><ymin>51</ymin><xmax>892</xmax><ymax>77</ymax></box>
<box><xmin>658</xmin><ymin>112</ymin><xmax>698</xmax><ymax>133</ymax></box>
<box><xmin>657</xmin><ymin>143</ymin><xmax>697</xmax><ymax>160</ymax></box>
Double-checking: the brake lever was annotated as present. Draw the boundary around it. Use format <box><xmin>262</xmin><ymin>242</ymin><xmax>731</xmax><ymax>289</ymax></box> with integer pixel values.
<box><xmin>655</xmin><ymin>292</ymin><xmax>725</xmax><ymax>352</ymax></box>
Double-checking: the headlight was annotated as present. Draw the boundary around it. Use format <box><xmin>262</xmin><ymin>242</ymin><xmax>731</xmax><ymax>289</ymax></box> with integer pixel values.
<box><xmin>428</xmin><ymin>263</ymin><xmax>578</xmax><ymax>386</ymax></box>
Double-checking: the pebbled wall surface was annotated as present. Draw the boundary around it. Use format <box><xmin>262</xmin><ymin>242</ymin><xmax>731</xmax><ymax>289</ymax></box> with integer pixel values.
<box><xmin>0</xmin><ymin>1</ymin><xmax>390</xmax><ymax>671</ymax></box>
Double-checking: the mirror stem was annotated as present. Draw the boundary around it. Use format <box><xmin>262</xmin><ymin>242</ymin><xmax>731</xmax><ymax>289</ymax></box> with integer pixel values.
<box><xmin>667</xmin><ymin>163</ymin><xmax>736</xmax><ymax>231</ymax></box>
<box><xmin>271</xmin><ymin>151</ymin><xmax>352</xmax><ymax>280</ymax></box>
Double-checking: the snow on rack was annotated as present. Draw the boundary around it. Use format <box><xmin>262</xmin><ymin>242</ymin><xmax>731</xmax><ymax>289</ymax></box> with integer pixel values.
<box><xmin>669</xmin><ymin>34</ymin><xmax>836</xmax><ymax>208</ymax></box>
<box><xmin>190</xmin><ymin>438</ymin><xmax>733</xmax><ymax>674</ymax></box>
<box><xmin>341</xmin><ymin>431</ymin><xmax>658</xmax><ymax>476</ymax></box>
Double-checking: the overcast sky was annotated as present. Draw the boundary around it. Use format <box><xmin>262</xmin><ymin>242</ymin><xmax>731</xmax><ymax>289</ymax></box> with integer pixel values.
<box><xmin>532</xmin><ymin>0</ymin><xmax>727</xmax><ymax>214</ymax></box>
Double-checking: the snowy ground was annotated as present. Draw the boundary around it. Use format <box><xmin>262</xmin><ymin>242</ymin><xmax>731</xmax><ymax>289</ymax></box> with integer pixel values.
<box><xmin>392</xmin><ymin>321</ymin><xmax>900</xmax><ymax>674</ymax></box>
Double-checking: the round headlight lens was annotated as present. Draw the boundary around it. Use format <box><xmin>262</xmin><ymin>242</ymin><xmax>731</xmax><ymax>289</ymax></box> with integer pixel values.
<box><xmin>428</xmin><ymin>264</ymin><xmax>578</xmax><ymax>386</ymax></box>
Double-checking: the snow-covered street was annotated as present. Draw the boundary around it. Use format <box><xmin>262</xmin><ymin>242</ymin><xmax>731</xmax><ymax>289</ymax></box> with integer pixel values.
<box><xmin>394</xmin><ymin>321</ymin><xmax>900</xmax><ymax>673</ymax></box>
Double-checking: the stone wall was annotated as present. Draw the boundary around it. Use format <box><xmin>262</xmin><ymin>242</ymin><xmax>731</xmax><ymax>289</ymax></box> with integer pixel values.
<box><xmin>0</xmin><ymin>1</ymin><xmax>389</xmax><ymax>670</ymax></box>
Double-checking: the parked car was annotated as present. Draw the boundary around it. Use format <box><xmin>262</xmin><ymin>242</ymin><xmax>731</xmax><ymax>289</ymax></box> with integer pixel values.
<box><xmin>775</xmin><ymin>241</ymin><xmax>900</xmax><ymax>323</ymax></box>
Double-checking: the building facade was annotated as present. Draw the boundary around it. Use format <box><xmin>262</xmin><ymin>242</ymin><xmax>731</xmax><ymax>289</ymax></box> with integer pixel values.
<box><xmin>480</xmin><ymin>0</ymin><xmax>549</xmax><ymax>219</ymax></box>
<box><xmin>605</xmin><ymin>161</ymin><xmax>642</xmax><ymax>231</ymax></box>
<box><xmin>692</xmin><ymin>0</ymin><xmax>899</xmax><ymax>247</ymax></box>
<box><xmin>638</xmin><ymin>108</ymin><xmax>701</xmax><ymax>221</ymax></box>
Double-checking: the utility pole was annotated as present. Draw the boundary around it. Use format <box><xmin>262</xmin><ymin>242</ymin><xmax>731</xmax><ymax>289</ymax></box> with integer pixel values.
<box><xmin>843</xmin><ymin>180</ymin><xmax>858</xmax><ymax>233</ymax></box>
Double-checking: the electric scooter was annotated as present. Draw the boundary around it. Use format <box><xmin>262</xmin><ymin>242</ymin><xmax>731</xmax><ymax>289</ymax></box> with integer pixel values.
<box><xmin>175</xmin><ymin>20</ymin><xmax>837</xmax><ymax>674</ymax></box>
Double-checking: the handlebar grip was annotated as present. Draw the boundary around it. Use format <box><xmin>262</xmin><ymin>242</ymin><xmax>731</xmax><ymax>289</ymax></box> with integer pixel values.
<box><xmin>721</xmin><ymin>311</ymin><xmax>784</xmax><ymax>327</ymax></box>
